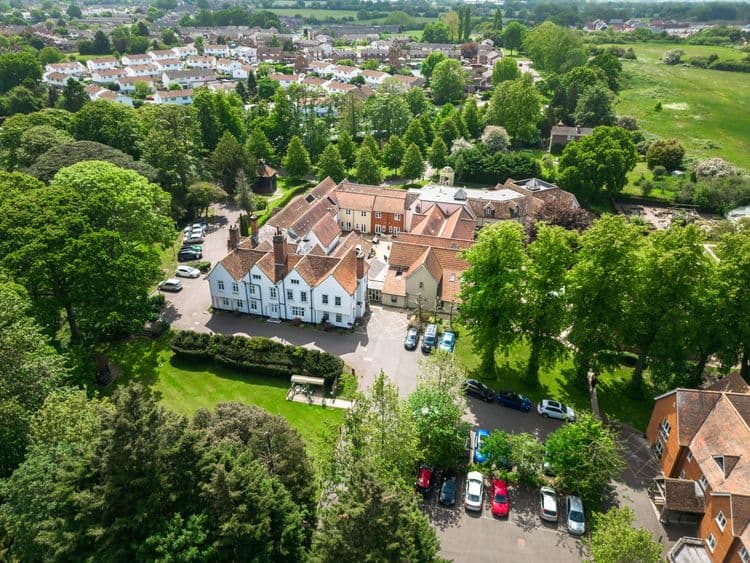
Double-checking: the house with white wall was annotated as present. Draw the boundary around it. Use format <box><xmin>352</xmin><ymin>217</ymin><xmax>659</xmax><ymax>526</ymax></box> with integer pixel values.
<box><xmin>155</xmin><ymin>58</ymin><xmax>183</xmax><ymax>72</ymax></box>
<box><xmin>361</xmin><ymin>69</ymin><xmax>388</xmax><ymax>88</ymax></box>
<box><xmin>216</xmin><ymin>58</ymin><xmax>242</xmax><ymax>74</ymax></box>
<box><xmin>86</xmin><ymin>57</ymin><xmax>119</xmax><ymax>72</ymax></box>
<box><xmin>45</xmin><ymin>61</ymin><xmax>87</xmax><ymax>76</ymax></box>
<box><xmin>204</xmin><ymin>44</ymin><xmax>229</xmax><ymax>57</ymax></box>
<box><xmin>332</xmin><ymin>65</ymin><xmax>361</xmax><ymax>82</ymax></box>
<box><xmin>91</xmin><ymin>67</ymin><xmax>128</xmax><ymax>83</ymax></box>
<box><xmin>185</xmin><ymin>55</ymin><xmax>217</xmax><ymax>69</ymax></box>
<box><xmin>154</xmin><ymin>89</ymin><xmax>193</xmax><ymax>105</ymax></box>
<box><xmin>125</xmin><ymin>63</ymin><xmax>161</xmax><ymax>77</ymax></box>
<box><xmin>121</xmin><ymin>54</ymin><xmax>153</xmax><ymax>66</ymax></box>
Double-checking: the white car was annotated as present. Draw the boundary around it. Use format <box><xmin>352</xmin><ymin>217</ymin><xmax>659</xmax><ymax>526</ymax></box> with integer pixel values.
<box><xmin>184</xmin><ymin>234</ymin><xmax>204</xmax><ymax>245</ymax></box>
<box><xmin>464</xmin><ymin>471</ymin><xmax>484</xmax><ymax>512</ymax></box>
<box><xmin>537</xmin><ymin>399</ymin><xmax>576</xmax><ymax>422</ymax></box>
<box><xmin>175</xmin><ymin>265</ymin><xmax>201</xmax><ymax>278</ymax></box>
<box><xmin>158</xmin><ymin>278</ymin><xmax>183</xmax><ymax>292</ymax></box>
<box><xmin>566</xmin><ymin>495</ymin><xmax>586</xmax><ymax>535</ymax></box>
<box><xmin>539</xmin><ymin>486</ymin><xmax>558</xmax><ymax>522</ymax></box>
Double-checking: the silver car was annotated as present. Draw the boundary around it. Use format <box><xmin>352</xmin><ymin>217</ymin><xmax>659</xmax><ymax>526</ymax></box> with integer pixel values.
<box><xmin>566</xmin><ymin>495</ymin><xmax>585</xmax><ymax>535</ymax></box>
<box><xmin>539</xmin><ymin>486</ymin><xmax>558</xmax><ymax>522</ymax></box>
<box><xmin>158</xmin><ymin>278</ymin><xmax>183</xmax><ymax>292</ymax></box>
<box><xmin>175</xmin><ymin>265</ymin><xmax>201</xmax><ymax>278</ymax></box>
<box><xmin>537</xmin><ymin>399</ymin><xmax>576</xmax><ymax>422</ymax></box>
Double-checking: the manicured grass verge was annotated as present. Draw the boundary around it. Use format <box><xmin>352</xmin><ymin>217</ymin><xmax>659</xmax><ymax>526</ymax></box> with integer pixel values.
<box><xmin>452</xmin><ymin>326</ymin><xmax>653</xmax><ymax>431</ymax></box>
<box><xmin>256</xmin><ymin>177</ymin><xmax>311</xmax><ymax>227</ymax></box>
<box><xmin>105</xmin><ymin>335</ymin><xmax>344</xmax><ymax>448</ymax></box>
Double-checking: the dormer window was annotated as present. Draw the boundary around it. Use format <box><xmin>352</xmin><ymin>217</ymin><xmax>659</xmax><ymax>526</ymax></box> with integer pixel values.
<box><xmin>714</xmin><ymin>455</ymin><xmax>725</xmax><ymax>474</ymax></box>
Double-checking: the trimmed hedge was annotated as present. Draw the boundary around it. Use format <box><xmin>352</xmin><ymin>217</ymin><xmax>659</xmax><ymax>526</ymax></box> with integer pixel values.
<box><xmin>170</xmin><ymin>330</ymin><xmax>344</xmax><ymax>385</ymax></box>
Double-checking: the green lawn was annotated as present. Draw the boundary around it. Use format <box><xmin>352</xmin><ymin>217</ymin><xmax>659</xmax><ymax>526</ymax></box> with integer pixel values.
<box><xmin>453</xmin><ymin>327</ymin><xmax>653</xmax><ymax>431</ymax></box>
<box><xmin>268</xmin><ymin>8</ymin><xmax>359</xmax><ymax>19</ymax></box>
<box><xmin>104</xmin><ymin>336</ymin><xmax>344</xmax><ymax>449</ymax></box>
<box><xmin>607</xmin><ymin>42</ymin><xmax>750</xmax><ymax>170</ymax></box>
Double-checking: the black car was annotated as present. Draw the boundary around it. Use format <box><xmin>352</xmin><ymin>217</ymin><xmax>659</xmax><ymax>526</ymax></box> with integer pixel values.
<box><xmin>496</xmin><ymin>390</ymin><xmax>533</xmax><ymax>412</ymax></box>
<box><xmin>439</xmin><ymin>473</ymin><xmax>457</xmax><ymax>506</ymax></box>
<box><xmin>463</xmin><ymin>379</ymin><xmax>496</xmax><ymax>402</ymax></box>
<box><xmin>178</xmin><ymin>250</ymin><xmax>202</xmax><ymax>262</ymax></box>
<box><xmin>404</xmin><ymin>327</ymin><xmax>418</xmax><ymax>350</ymax></box>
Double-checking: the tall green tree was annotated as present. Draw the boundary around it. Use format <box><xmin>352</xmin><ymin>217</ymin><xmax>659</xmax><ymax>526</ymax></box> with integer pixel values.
<box><xmin>361</xmin><ymin>134</ymin><xmax>380</xmax><ymax>160</ymax></box>
<box><xmin>523</xmin><ymin>21</ymin><xmax>586</xmax><ymax>73</ymax></box>
<box><xmin>265</xmin><ymin>87</ymin><xmax>299</xmax><ymax>153</ymax></box>
<box><xmin>521</xmin><ymin>224</ymin><xmax>578</xmax><ymax>385</ymax></box>
<box><xmin>486</xmin><ymin>76</ymin><xmax>541</xmax><ymax>145</ymax></box>
<box><xmin>587</xmin><ymin>507</ymin><xmax>662</xmax><ymax>563</ymax></box>
<box><xmin>400</xmin><ymin>143</ymin><xmax>424</xmax><ymax>181</ymax></box>
<box><xmin>462</xmin><ymin>97</ymin><xmax>481</xmax><ymax>138</ymax></box>
<box><xmin>316</xmin><ymin>143</ymin><xmax>346</xmax><ymax>183</ymax></box>
<box><xmin>337</xmin><ymin>130</ymin><xmax>356</xmax><ymax>168</ymax></box>
<box><xmin>502</xmin><ymin>21</ymin><xmax>526</xmax><ymax>54</ymax></box>
<box><xmin>245</xmin><ymin>127</ymin><xmax>276</xmax><ymax>164</ymax></box>
<box><xmin>428</xmin><ymin>136</ymin><xmax>448</xmax><ymax>169</ymax></box>
<box><xmin>420</xmin><ymin>52</ymin><xmax>447</xmax><ymax>81</ymax></box>
<box><xmin>574</xmin><ymin>83</ymin><xmax>616</xmax><ymax>127</ymax></box>
<box><xmin>282</xmin><ymin>135</ymin><xmax>311</xmax><ymax>179</ymax></box>
<box><xmin>382</xmin><ymin>135</ymin><xmax>406</xmax><ymax>171</ymax></box>
<box><xmin>491</xmin><ymin>57</ymin><xmax>522</xmax><ymax>86</ymax></box>
<box><xmin>0</xmin><ymin>283</ymin><xmax>67</xmax><ymax>477</ymax></box>
<box><xmin>558</xmin><ymin>126</ymin><xmax>637</xmax><ymax>200</ymax></box>
<box><xmin>431</xmin><ymin>59</ymin><xmax>466</xmax><ymax>105</ymax></box>
<box><xmin>566</xmin><ymin>215</ymin><xmax>642</xmax><ymax>385</ymax></box>
<box><xmin>59</xmin><ymin>77</ymin><xmax>88</xmax><ymax>112</ymax></box>
<box><xmin>16</xmin><ymin>124</ymin><xmax>73</xmax><ymax>169</ymax></box>
<box><xmin>209</xmin><ymin>131</ymin><xmax>249</xmax><ymax>193</ymax></box>
<box><xmin>71</xmin><ymin>100</ymin><xmax>141</xmax><ymax>157</ymax></box>
<box><xmin>0</xmin><ymin>51</ymin><xmax>42</xmax><ymax>94</ymax></box>
<box><xmin>354</xmin><ymin>145</ymin><xmax>383</xmax><ymax>185</ymax></box>
<box><xmin>364</xmin><ymin>92</ymin><xmax>411</xmax><ymax>140</ymax></box>
<box><xmin>403</xmin><ymin>119</ymin><xmax>427</xmax><ymax>152</ymax></box>
<box><xmin>459</xmin><ymin>221</ymin><xmax>526</xmax><ymax>371</ymax></box>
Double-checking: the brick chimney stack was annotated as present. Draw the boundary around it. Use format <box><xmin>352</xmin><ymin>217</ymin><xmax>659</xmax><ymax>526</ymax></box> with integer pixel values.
<box><xmin>356</xmin><ymin>254</ymin><xmax>365</xmax><ymax>280</ymax></box>
<box><xmin>273</xmin><ymin>228</ymin><xmax>287</xmax><ymax>268</ymax></box>
<box><xmin>228</xmin><ymin>224</ymin><xmax>240</xmax><ymax>250</ymax></box>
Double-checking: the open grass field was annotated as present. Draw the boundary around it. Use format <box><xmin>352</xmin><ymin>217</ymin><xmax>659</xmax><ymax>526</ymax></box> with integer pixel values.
<box><xmin>606</xmin><ymin>42</ymin><xmax>750</xmax><ymax>170</ymax></box>
<box><xmin>105</xmin><ymin>335</ymin><xmax>344</xmax><ymax>450</ymax></box>
<box><xmin>453</xmin><ymin>326</ymin><xmax>653</xmax><ymax>431</ymax></box>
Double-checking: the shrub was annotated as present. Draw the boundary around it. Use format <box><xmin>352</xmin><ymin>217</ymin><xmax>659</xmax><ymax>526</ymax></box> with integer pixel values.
<box><xmin>187</xmin><ymin>260</ymin><xmax>211</xmax><ymax>273</ymax></box>
<box><xmin>170</xmin><ymin>330</ymin><xmax>344</xmax><ymax>385</ymax></box>
<box><xmin>646</xmin><ymin>138</ymin><xmax>685</xmax><ymax>171</ymax></box>
<box><xmin>616</xmin><ymin>115</ymin><xmax>638</xmax><ymax>131</ymax></box>
<box><xmin>652</xmin><ymin>165</ymin><xmax>667</xmax><ymax>178</ymax></box>
<box><xmin>662</xmin><ymin>49</ymin><xmax>683</xmax><ymax>65</ymax></box>
<box><xmin>452</xmin><ymin>146</ymin><xmax>540</xmax><ymax>185</ymax></box>
<box><xmin>695</xmin><ymin>157</ymin><xmax>737</xmax><ymax>178</ymax></box>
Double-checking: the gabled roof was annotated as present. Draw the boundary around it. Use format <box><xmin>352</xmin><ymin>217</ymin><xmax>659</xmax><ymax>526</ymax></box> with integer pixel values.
<box><xmin>664</xmin><ymin>478</ymin><xmax>705</xmax><ymax>513</ymax></box>
<box><xmin>267</xmin><ymin>178</ymin><xmax>337</xmax><ymax>234</ymax></box>
<box><xmin>216</xmin><ymin>248</ymin><xmax>267</xmax><ymax>281</ymax></box>
<box><xmin>707</xmin><ymin>373</ymin><xmax>750</xmax><ymax>394</ymax></box>
<box><xmin>255</xmin><ymin>250</ymin><xmax>302</xmax><ymax>283</ymax></box>
<box><xmin>294</xmin><ymin>253</ymin><xmax>339</xmax><ymax>287</ymax></box>
<box><xmin>310</xmin><ymin>213</ymin><xmax>340</xmax><ymax>247</ymax></box>
<box><xmin>331</xmin><ymin>248</ymin><xmax>358</xmax><ymax>294</ymax></box>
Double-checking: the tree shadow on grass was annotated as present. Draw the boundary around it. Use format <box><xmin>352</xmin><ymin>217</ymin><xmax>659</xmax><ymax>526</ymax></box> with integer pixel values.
<box><xmin>103</xmin><ymin>335</ymin><xmax>164</xmax><ymax>401</ymax></box>
<box><xmin>168</xmin><ymin>354</ymin><xmax>291</xmax><ymax>392</ymax></box>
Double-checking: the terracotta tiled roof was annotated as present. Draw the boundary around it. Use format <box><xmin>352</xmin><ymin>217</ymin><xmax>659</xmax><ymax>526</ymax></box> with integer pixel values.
<box><xmin>331</xmin><ymin>248</ymin><xmax>358</xmax><ymax>294</ymax></box>
<box><xmin>157</xmin><ymin>89</ymin><xmax>193</xmax><ymax>99</ymax></box>
<box><xmin>395</xmin><ymin>233</ymin><xmax>473</xmax><ymax>249</ymax></box>
<box><xmin>334</xmin><ymin>190</ymin><xmax>375</xmax><ymax>211</ymax></box>
<box><xmin>267</xmin><ymin>179</ymin><xmax>337</xmax><ymax>235</ymax></box>
<box><xmin>331</xmin><ymin>231</ymin><xmax>371</xmax><ymax>258</ymax></box>
<box><xmin>255</xmin><ymin>250</ymin><xmax>302</xmax><ymax>283</ymax></box>
<box><xmin>382</xmin><ymin>268</ymin><xmax>406</xmax><ymax>296</ymax></box>
<box><xmin>294</xmin><ymin>253</ymin><xmax>339</xmax><ymax>286</ymax></box>
<box><xmin>675</xmin><ymin>390</ymin><xmax>722</xmax><ymax>446</ymax></box>
<box><xmin>411</xmin><ymin>205</ymin><xmax>448</xmax><ymax>236</ymax></box>
<box><xmin>311</xmin><ymin>213</ymin><xmax>340</xmax><ymax>247</ymax></box>
<box><xmin>311</xmin><ymin>177</ymin><xmax>337</xmax><ymax>198</ymax></box>
<box><xmin>217</xmin><ymin>248</ymin><xmax>266</xmax><ymax>281</ymax></box>
<box><xmin>707</xmin><ymin>373</ymin><xmax>750</xmax><ymax>394</ymax></box>
<box><xmin>731</xmin><ymin>495</ymin><xmax>750</xmax><ymax>543</ymax></box>
<box><xmin>440</xmin><ymin>268</ymin><xmax>463</xmax><ymax>303</ymax></box>
<box><xmin>408</xmin><ymin>247</ymin><xmax>442</xmax><ymax>282</ymax></box>
<box><xmin>373</xmin><ymin>194</ymin><xmax>406</xmax><ymax>214</ymax></box>
<box><xmin>664</xmin><ymin>479</ymin><xmax>706</xmax><ymax>513</ymax></box>
<box><xmin>257</xmin><ymin>162</ymin><xmax>277</xmax><ymax>178</ymax></box>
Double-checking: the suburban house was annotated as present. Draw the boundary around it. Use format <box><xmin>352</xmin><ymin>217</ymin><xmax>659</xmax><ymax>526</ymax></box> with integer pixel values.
<box><xmin>332</xmin><ymin>181</ymin><xmax>407</xmax><ymax>235</ymax></box>
<box><xmin>361</xmin><ymin>69</ymin><xmax>388</xmax><ymax>88</ymax></box>
<box><xmin>308</xmin><ymin>60</ymin><xmax>334</xmax><ymax>76</ymax></box>
<box><xmin>91</xmin><ymin>67</ymin><xmax>128</xmax><ymax>83</ymax></box>
<box><xmin>153</xmin><ymin>89</ymin><xmax>194</xmax><ymax>105</ymax></box>
<box><xmin>549</xmin><ymin>124</ymin><xmax>594</xmax><ymax>153</ymax></box>
<box><xmin>204</xmin><ymin>44</ymin><xmax>230</xmax><ymax>57</ymax></box>
<box><xmin>646</xmin><ymin>374</ymin><xmax>750</xmax><ymax>563</ymax></box>
<box><xmin>332</xmin><ymin>64</ymin><xmax>361</xmax><ymax>82</ymax></box>
<box><xmin>155</xmin><ymin>58</ymin><xmax>183</xmax><ymax>72</ymax></box>
<box><xmin>216</xmin><ymin>58</ymin><xmax>242</xmax><ymax>74</ymax></box>
<box><xmin>125</xmin><ymin>63</ymin><xmax>162</xmax><ymax>78</ymax></box>
<box><xmin>86</xmin><ymin>57</ymin><xmax>119</xmax><ymax>72</ymax></box>
<box><xmin>268</xmin><ymin>73</ymin><xmax>300</xmax><ymax>88</ymax></box>
<box><xmin>115</xmin><ymin>76</ymin><xmax>156</xmax><ymax>93</ymax></box>
<box><xmin>208</xmin><ymin>222</ymin><xmax>368</xmax><ymax>328</ymax></box>
<box><xmin>148</xmin><ymin>49</ymin><xmax>177</xmax><ymax>61</ymax></box>
<box><xmin>121</xmin><ymin>54</ymin><xmax>153</xmax><ymax>66</ymax></box>
<box><xmin>380</xmin><ymin>234</ymin><xmax>471</xmax><ymax>311</ymax></box>
<box><xmin>161</xmin><ymin>70</ymin><xmax>216</xmax><ymax>89</ymax></box>
<box><xmin>44</xmin><ymin>61</ymin><xmax>87</xmax><ymax>76</ymax></box>
<box><xmin>43</xmin><ymin>72</ymin><xmax>77</xmax><ymax>87</ymax></box>
<box><xmin>185</xmin><ymin>55</ymin><xmax>217</xmax><ymax>69</ymax></box>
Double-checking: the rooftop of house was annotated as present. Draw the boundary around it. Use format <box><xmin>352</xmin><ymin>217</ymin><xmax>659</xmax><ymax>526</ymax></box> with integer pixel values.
<box><xmin>408</xmin><ymin>184</ymin><xmax>526</xmax><ymax>205</ymax></box>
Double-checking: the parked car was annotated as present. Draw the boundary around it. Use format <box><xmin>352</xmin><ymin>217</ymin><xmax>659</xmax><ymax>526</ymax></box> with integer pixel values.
<box><xmin>404</xmin><ymin>327</ymin><xmax>419</xmax><ymax>350</ymax></box>
<box><xmin>178</xmin><ymin>249</ymin><xmax>202</xmax><ymax>262</ymax></box>
<box><xmin>439</xmin><ymin>473</ymin><xmax>457</xmax><ymax>506</ymax></box>
<box><xmin>192</xmin><ymin>222</ymin><xmax>207</xmax><ymax>233</ymax></box>
<box><xmin>473</xmin><ymin>428</ymin><xmax>489</xmax><ymax>464</ymax></box>
<box><xmin>438</xmin><ymin>330</ymin><xmax>456</xmax><ymax>352</ymax></box>
<box><xmin>180</xmin><ymin>244</ymin><xmax>202</xmax><ymax>253</ymax></box>
<box><xmin>496</xmin><ymin>390</ymin><xmax>532</xmax><ymax>412</ymax></box>
<box><xmin>539</xmin><ymin>486</ymin><xmax>558</xmax><ymax>522</ymax></box>
<box><xmin>158</xmin><ymin>278</ymin><xmax>183</xmax><ymax>292</ymax></box>
<box><xmin>464</xmin><ymin>471</ymin><xmax>484</xmax><ymax>512</ymax></box>
<box><xmin>175</xmin><ymin>265</ymin><xmax>201</xmax><ymax>278</ymax></box>
<box><xmin>183</xmin><ymin>234</ymin><xmax>204</xmax><ymax>245</ymax></box>
<box><xmin>565</xmin><ymin>495</ymin><xmax>586</xmax><ymax>535</ymax></box>
<box><xmin>490</xmin><ymin>479</ymin><xmax>510</xmax><ymax>517</ymax></box>
<box><xmin>463</xmin><ymin>379</ymin><xmax>495</xmax><ymax>402</ymax></box>
<box><xmin>421</xmin><ymin>323</ymin><xmax>438</xmax><ymax>353</ymax></box>
<box><xmin>415</xmin><ymin>464</ymin><xmax>433</xmax><ymax>495</ymax></box>
<box><xmin>537</xmin><ymin>399</ymin><xmax>576</xmax><ymax>422</ymax></box>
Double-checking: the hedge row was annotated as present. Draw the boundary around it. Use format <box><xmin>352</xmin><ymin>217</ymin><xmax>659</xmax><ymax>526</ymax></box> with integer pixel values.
<box><xmin>170</xmin><ymin>330</ymin><xmax>344</xmax><ymax>384</ymax></box>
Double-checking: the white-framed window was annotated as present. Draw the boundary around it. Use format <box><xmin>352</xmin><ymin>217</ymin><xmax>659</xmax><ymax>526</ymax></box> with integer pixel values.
<box><xmin>291</xmin><ymin>306</ymin><xmax>305</xmax><ymax>317</ymax></box>
<box><xmin>335</xmin><ymin>296</ymin><xmax>341</xmax><ymax>306</ymax></box>
<box><xmin>345</xmin><ymin>209</ymin><xmax>351</xmax><ymax>215</ymax></box>
<box><xmin>375</xmin><ymin>211</ymin><xmax>381</xmax><ymax>218</ymax></box>
<box><xmin>222</xmin><ymin>297</ymin><xmax>230</xmax><ymax>306</ymax></box>
<box><xmin>269</xmin><ymin>287</ymin><xmax>277</xmax><ymax>299</ymax></box>
<box><xmin>393</xmin><ymin>226</ymin><xmax>400</xmax><ymax>235</ymax></box>
<box><xmin>375</xmin><ymin>224</ymin><xmax>383</xmax><ymax>234</ymax></box>
<box><xmin>394</xmin><ymin>213</ymin><xmax>400</xmax><ymax>220</ymax></box>
<box><xmin>715</xmin><ymin>511</ymin><xmax>727</xmax><ymax>532</ymax></box>
<box><xmin>714</xmin><ymin>455</ymin><xmax>725</xmax><ymax>474</ymax></box>
<box><xmin>659</xmin><ymin>417</ymin><xmax>671</xmax><ymax>441</ymax></box>
<box><xmin>322</xmin><ymin>294</ymin><xmax>328</xmax><ymax>304</ymax></box>
<box><xmin>652</xmin><ymin>439</ymin><xmax>664</xmax><ymax>458</ymax></box>
<box><xmin>360</xmin><ymin>210</ymin><xmax>367</xmax><ymax>217</ymax></box>
<box><xmin>419</xmin><ymin>281</ymin><xmax>424</xmax><ymax>289</ymax></box>
<box><xmin>236</xmin><ymin>300</ymin><xmax>243</xmax><ymax>308</ymax></box>
<box><xmin>232</xmin><ymin>282</ymin><xmax>239</xmax><ymax>293</ymax></box>
<box><xmin>390</xmin><ymin>295</ymin><xmax>397</xmax><ymax>303</ymax></box>
<box><xmin>290</xmin><ymin>279</ymin><xmax>300</xmax><ymax>285</ymax></box>
<box><xmin>706</xmin><ymin>533</ymin><xmax>716</xmax><ymax>552</ymax></box>
<box><xmin>270</xmin><ymin>303</ymin><xmax>278</xmax><ymax>313</ymax></box>
<box><xmin>250</xmin><ymin>301</ymin><xmax>258</xmax><ymax>310</ymax></box>
<box><xmin>687</xmin><ymin>451</ymin><xmax>693</xmax><ymax>462</ymax></box>
<box><xmin>739</xmin><ymin>546</ymin><xmax>749</xmax><ymax>563</ymax></box>
<box><xmin>218</xmin><ymin>280</ymin><xmax>225</xmax><ymax>290</ymax></box>
<box><xmin>249</xmin><ymin>285</ymin><xmax>256</xmax><ymax>294</ymax></box>
<box><xmin>252</xmin><ymin>274</ymin><xmax>261</xmax><ymax>280</ymax></box>
<box><xmin>336</xmin><ymin>313</ymin><xmax>342</xmax><ymax>323</ymax></box>
<box><xmin>387</xmin><ymin>226</ymin><xmax>393</xmax><ymax>233</ymax></box>
<box><xmin>300</xmin><ymin>291</ymin><xmax>307</xmax><ymax>302</ymax></box>
<box><xmin>699</xmin><ymin>475</ymin><xmax>708</xmax><ymax>491</ymax></box>
<box><xmin>344</xmin><ymin>221</ymin><xmax>351</xmax><ymax>230</ymax></box>
<box><xmin>287</xmin><ymin>290</ymin><xmax>293</xmax><ymax>301</ymax></box>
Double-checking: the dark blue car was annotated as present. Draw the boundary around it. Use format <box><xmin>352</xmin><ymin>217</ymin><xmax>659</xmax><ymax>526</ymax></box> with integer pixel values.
<box><xmin>496</xmin><ymin>390</ymin><xmax>532</xmax><ymax>412</ymax></box>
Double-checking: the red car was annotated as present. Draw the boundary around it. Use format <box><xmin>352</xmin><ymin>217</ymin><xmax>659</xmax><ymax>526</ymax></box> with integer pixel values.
<box><xmin>490</xmin><ymin>479</ymin><xmax>510</xmax><ymax>517</ymax></box>
<box><xmin>415</xmin><ymin>464</ymin><xmax>433</xmax><ymax>495</ymax></box>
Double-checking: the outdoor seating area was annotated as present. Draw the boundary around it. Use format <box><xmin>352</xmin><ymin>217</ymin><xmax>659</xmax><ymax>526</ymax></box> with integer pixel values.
<box><xmin>286</xmin><ymin>374</ymin><xmax>352</xmax><ymax>409</ymax></box>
